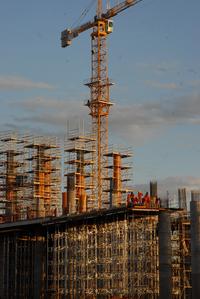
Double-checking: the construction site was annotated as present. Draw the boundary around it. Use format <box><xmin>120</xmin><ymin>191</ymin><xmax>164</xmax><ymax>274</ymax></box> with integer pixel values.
<box><xmin>0</xmin><ymin>0</ymin><xmax>199</xmax><ymax>298</ymax></box>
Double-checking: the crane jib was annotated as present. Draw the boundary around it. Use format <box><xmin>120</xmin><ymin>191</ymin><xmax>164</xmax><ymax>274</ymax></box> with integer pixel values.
<box><xmin>61</xmin><ymin>0</ymin><xmax>143</xmax><ymax>48</ymax></box>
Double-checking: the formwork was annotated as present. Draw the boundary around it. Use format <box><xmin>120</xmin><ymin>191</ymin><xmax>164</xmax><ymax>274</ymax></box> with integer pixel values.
<box><xmin>104</xmin><ymin>145</ymin><xmax>133</xmax><ymax>208</ymax></box>
<box><xmin>64</xmin><ymin>129</ymin><xmax>96</xmax><ymax>213</ymax></box>
<box><xmin>0</xmin><ymin>207</ymin><xmax>192</xmax><ymax>299</ymax></box>
<box><xmin>24</xmin><ymin>134</ymin><xmax>61</xmax><ymax>218</ymax></box>
<box><xmin>0</xmin><ymin>131</ymin><xmax>62</xmax><ymax>222</ymax></box>
<box><xmin>170</xmin><ymin>211</ymin><xmax>191</xmax><ymax>299</ymax></box>
<box><xmin>64</xmin><ymin>131</ymin><xmax>133</xmax><ymax>213</ymax></box>
<box><xmin>0</xmin><ymin>131</ymin><xmax>26</xmax><ymax>222</ymax></box>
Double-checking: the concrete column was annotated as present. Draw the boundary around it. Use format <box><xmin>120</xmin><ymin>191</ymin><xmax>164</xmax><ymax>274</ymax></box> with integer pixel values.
<box><xmin>190</xmin><ymin>199</ymin><xmax>200</xmax><ymax>299</ymax></box>
<box><xmin>112</xmin><ymin>154</ymin><xmax>122</xmax><ymax>207</ymax></box>
<box><xmin>178</xmin><ymin>188</ymin><xmax>187</xmax><ymax>210</ymax></box>
<box><xmin>158</xmin><ymin>211</ymin><xmax>172</xmax><ymax>299</ymax></box>
<box><xmin>109</xmin><ymin>178</ymin><xmax>113</xmax><ymax>208</ymax></box>
<box><xmin>67</xmin><ymin>175</ymin><xmax>76</xmax><ymax>214</ymax></box>
<box><xmin>62</xmin><ymin>192</ymin><xmax>68</xmax><ymax>214</ymax></box>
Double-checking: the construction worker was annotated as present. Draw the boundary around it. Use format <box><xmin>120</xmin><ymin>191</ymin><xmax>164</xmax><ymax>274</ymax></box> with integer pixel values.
<box><xmin>155</xmin><ymin>197</ymin><xmax>160</xmax><ymax>208</ymax></box>
<box><xmin>144</xmin><ymin>192</ymin><xmax>150</xmax><ymax>208</ymax></box>
<box><xmin>131</xmin><ymin>192</ymin><xmax>135</xmax><ymax>207</ymax></box>
<box><xmin>133</xmin><ymin>193</ymin><xmax>138</xmax><ymax>206</ymax></box>
<box><xmin>138</xmin><ymin>191</ymin><xmax>143</xmax><ymax>205</ymax></box>
<box><xmin>127</xmin><ymin>193</ymin><xmax>131</xmax><ymax>207</ymax></box>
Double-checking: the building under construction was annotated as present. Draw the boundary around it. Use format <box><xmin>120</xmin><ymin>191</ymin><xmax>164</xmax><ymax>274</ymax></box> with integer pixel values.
<box><xmin>1</xmin><ymin>0</ymin><xmax>200</xmax><ymax>298</ymax></box>
<box><xmin>0</xmin><ymin>133</ymin><xmax>198</xmax><ymax>299</ymax></box>
<box><xmin>0</xmin><ymin>193</ymin><xmax>198</xmax><ymax>299</ymax></box>
<box><xmin>0</xmin><ymin>131</ymin><xmax>61</xmax><ymax>222</ymax></box>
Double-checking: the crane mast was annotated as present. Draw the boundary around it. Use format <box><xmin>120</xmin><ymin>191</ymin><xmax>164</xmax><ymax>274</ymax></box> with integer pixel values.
<box><xmin>61</xmin><ymin>0</ymin><xmax>142</xmax><ymax>209</ymax></box>
<box><xmin>85</xmin><ymin>16</ymin><xmax>113</xmax><ymax>208</ymax></box>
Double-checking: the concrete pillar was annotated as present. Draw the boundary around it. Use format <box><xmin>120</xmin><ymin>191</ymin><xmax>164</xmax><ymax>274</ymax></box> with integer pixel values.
<box><xmin>109</xmin><ymin>178</ymin><xmax>113</xmax><ymax>208</ymax></box>
<box><xmin>79</xmin><ymin>194</ymin><xmax>87</xmax><ymax>213</ymax></box>
<box><xmin>112</xmin><ymin>154</ymin><xmax>122</xmax><ymax>207</ymax></box>
<box><xmin>67</xmin><ymin>175</ymin><xmax>76</xmax><ymax>214</ymax></box>
<box><xmin>62</xmin><ymin>192</ymin><xmax>68</xmax><ymax>214</ymax></box>
<box><xmin>158</xmin><ymin>211</ymin><xmax>172</xmax><ymax>299</ymax></box>
<box><xmin>178</xmin><ymin>188</ymin><xmax>187</xmax><ymax>210</ymax></box>
<box><xmin>190</xmin><ymin>199</ymin><xmax>200</xmax><ymax>299</ymax></box>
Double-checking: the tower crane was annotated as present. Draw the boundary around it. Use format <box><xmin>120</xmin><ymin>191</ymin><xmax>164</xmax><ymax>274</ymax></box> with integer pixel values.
<box><xmin>61</xmin><ymin>0</ymin><xmax>143</xmax><ymax>209</ymax></box>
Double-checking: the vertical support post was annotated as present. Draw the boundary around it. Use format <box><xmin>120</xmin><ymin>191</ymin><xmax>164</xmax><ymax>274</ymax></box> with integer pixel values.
<box><xmin>0</xmin><ymin>236</ymin><xmax>5</xmax><ymax>298</ymax></box>
<box><xmin>62</xmin><ymin>192</ymin><xmax>68</xmax><ymax>214</ymax></box>
<box><xmin>158</xmin><ymin>211</ymin><xmax>172</xmax><ymax>299</ymax></box>
<box><xmin>112</xmin><ymin>153</ymin><xmax>122</xmax><ymax>207</ymax></box>
<box><xmin>190</xmin><ymin>199</ymin><xmax>200</xmax><ymax>299</ymax></box>
<box><xmin>109</xmin><ymin>177</ymin><xmax>113</xmax><ymax>208</ymax></box>
<box><xmin>67</xmin><ymin>175</ymin><xmax>76</xmax><ymax>214</ymax></box>
<box><xmin>178</xmin><ymin>188</ymin><xmax>187</xmax><ymax>210</ymax></box>
<box><xmin>33</xmin><ymin>235</ymin><xmax>44</xmax><ymax>299</ymax></box>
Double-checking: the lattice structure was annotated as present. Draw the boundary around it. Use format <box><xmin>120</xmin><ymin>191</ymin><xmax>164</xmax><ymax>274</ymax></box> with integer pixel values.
<box><xmin>64</xmin><ymin>129</ymin><xmax>96</xmax><ymax>213</ymax></box>
<box><xmin>0</xmin><ymin>231</ymin><xmax>46</xmax><ymax>298</ymax></box>
<box><xmin>0</xmin><ymin>131</ymin><xmax>62</xmax><ymax>222</ymax></box>
<box><xmin>104</xmin><ymin>145</ymin><xmax>133</xmax><ymax>207</ymax></box>
<box><xmin>180</xmin><ymin>214</ymin><xmax>191</xmax><ymax>298</ymax></box>
<box><xmin>0</xmin><ymin>207</ymin><xmax>194</xmax><ymax>298</ymax></box>
<box><xmin>0</xmin><ymin>131</ymin><xmax>26</xmax><ymax>222</ymax></box>
<box><xmin>24</xmin><ymin>135</ymin><xmax>61</xmax><ymax>218</ymax></box>
<box><xmin>171</xmin><ymin>211</ymin><xmax>192</xmax><ymax>299</ymax></box>
<box><xmin>85</xmin><ymin>20</ymin><xmax>114</xmax><ymax>210</ymax></box>
<box><xmin>46</xmin><ymin>209</ymin><xmax>159</xmax><ymax>298</ymax></box>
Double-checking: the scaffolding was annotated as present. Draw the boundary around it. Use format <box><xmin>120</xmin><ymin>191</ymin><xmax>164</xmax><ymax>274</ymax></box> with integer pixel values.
<box><xmin>64</xmin><ymin>128</ymin><xmax>96</xmax><ymax>213</ymax></box>
<box><xmin>24</xmin><ymin>134</ymin><xmax>61</xmax><ymax>218</ymax></box>
<box><xmin>0</xmin><ymin>131</ymin><xmax>26</xmax><ymax>222</ymax></box>
<box><xmin>0</xmin><ymin>131</ymin><xmax>62</xmax><ymax>222</ymax></box>
<box><xmin>0</xmin><ymin>206</ymin><xmax>194</xmax><ymax>299</ymax></box>
<box><xmin>104</xmin><ymin>145</ymin><xmax>133</xmax><ymax>208</ymax></box>
<box><xmin>170</xmin><ymin>211</ymin><xmax>192</xmax><ymax>299</ymax></box>
<box><xmin>45</xmin><ymin>209</ymin><xmax>160</xmax><ymax>298</ymax></box>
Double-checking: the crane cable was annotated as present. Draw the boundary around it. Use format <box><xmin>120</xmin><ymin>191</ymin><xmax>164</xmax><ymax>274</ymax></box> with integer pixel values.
<box><xmin>71</xmin><ymin>0</ymin><xmax>96</xmax><ymax>28</ymax></box>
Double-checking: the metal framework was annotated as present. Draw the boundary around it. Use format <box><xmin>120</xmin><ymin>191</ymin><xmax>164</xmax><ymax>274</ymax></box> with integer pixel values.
<box><xmin>170</xmin><ymin>211</ymin><xmax>192</xmax><ymax>298</ymax></box>
<box><xmin>0</xmin><ymin>132</ymin><xmax>62</xmax><ymax>222</ymax></box>
<box><xmin>24</xmin><ymin>134</ymin><xmax>61</xmax><ymax>218</ymax></box>
<box><xmin>104</xmin><ymin>145</ymin><xmax>133</xmax><ymax>207</ymax></box>
<box><xmin>64</xmin><ymin>128</ymin><xmax>96</xmax><ymax>213</ymax></box>
<box><xmin>61</xmin><ymin>0</ymin><xmax>143</xmax><ymax>209</ymax></box>
<box><xmin>0</xmin><ymin>207</ymin><xmax>192</xmax><ymax>299</ymax></box>
<box><xmin>0</xmin><ymin>132</ymin><xmax>26</xmax><ymax>222</ymax></box>
<box><xmin>85</xmin><ymin>19</ymin><xmax>113</xmax><ymax>208</ymax></box>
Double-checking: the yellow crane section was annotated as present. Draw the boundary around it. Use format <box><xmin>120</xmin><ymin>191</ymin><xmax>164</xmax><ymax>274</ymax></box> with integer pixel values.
<box><xmin>61</xmin><ymin>0</ymin><xmax>142</xmax><ymax>47</ymax></box>
<box><xmin>61</xmin><ymin>0</ymin><xmax>143</xmax><ymax>209</ymax></box>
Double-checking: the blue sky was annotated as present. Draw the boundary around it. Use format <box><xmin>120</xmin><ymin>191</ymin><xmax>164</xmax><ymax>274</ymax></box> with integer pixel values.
<box><xmin>0</xmin><ymin>0</ymin><xmax>200</xmax><ymax>196</ymax></box>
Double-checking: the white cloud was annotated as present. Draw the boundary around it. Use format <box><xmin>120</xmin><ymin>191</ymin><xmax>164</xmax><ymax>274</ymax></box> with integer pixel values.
<box><xmin>7</xmin><ymin>92</ymin><xmax>200</xmax><ymax>145</ymax></box>
<box><xmin>109</xmin><ymin>93</ymin><xmax>200</xmax><ymax>144</ymax></box>
<box><xmin>146</xmin><ymin>80</ymin><xmax>180</xmax><ymax>90</ymax></box>
<box><xmin>0</xmin><ymin>75</ymin><xmax>54</xmax><ymax>90</ymax></box>
<box><xmin>12</xmin><ymin>97</ymin><xmax>88</xmax><ymax>134</ymax></box>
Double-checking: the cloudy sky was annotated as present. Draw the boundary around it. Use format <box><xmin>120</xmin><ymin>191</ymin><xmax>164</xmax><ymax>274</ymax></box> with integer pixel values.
<box><xmin>0</xmin><ymin>0</ymin><xmax>200</xmax><ymax>197</ymax></box>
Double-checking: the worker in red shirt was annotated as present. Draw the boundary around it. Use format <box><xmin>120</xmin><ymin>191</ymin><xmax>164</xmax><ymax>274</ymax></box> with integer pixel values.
<box><xmin>127</xmin><ymin>193</ymin><xmax>131</xmax><ymax>207</ymax></box>
<box><xmin>138</xmin><ymin>191</ymin><xmax>143</xmax><ymax>205</ymax></box>
<box><xmin>144</xmin><ymin>192</ymin><xmax>150</xmax><ymax>208</ymax></box>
